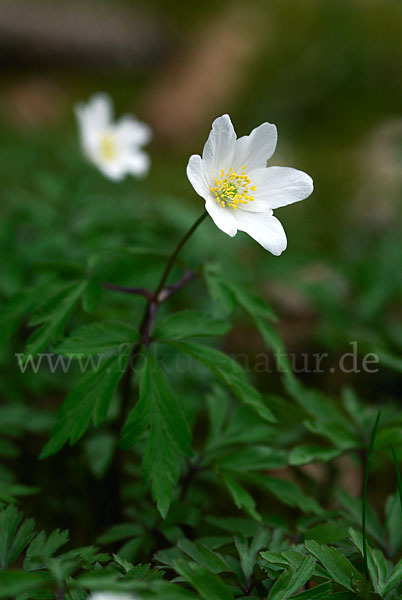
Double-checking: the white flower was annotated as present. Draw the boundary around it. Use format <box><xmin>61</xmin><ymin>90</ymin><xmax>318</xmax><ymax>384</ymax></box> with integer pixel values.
<box><xmin>75</xmin><ymin>93</ymin><xmax>151</xmax><ymax>181</ymax></box>
<box><xmin>88</xmin><ymin>593</ymin><xmax>139</xmax><ymax>600</ymax></box>
<box><xmin>186</xmin><ymin>115</ymin><xmax>313</xmax><ymax>255</ymax></box>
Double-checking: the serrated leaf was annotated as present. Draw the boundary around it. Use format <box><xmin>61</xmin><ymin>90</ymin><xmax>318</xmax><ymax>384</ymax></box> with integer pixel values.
<box><xmin>174</xmin><ymin>559</ymin><xmax>234</xmax><ymax>600</ymax></box>
<box><xmin>221</xmin><ymin>473</ymin><xmax>261</xmax><ymax>521</ymax></box>
<box><xmin>143</xmin><ymin>410</ymin><xmax>179</xmax><ymax>519</ymax></box>
<box><xmin>305</xmin><ymin>540</ymin><xmax>363</xmax><ymax>591</ymax></box>
<box><xmin>121</xmin><ymin>353</ymin><xmax>192</xmax><ymax>517</ymax></box>
<box><xmin>121</xmin><ymin>353</ymin><xmax>192</xmax><ymax>456</ymax></box>
<box><xmin>55</xmin><ymin>320</ymin><xmax>138</xmax><ymax>357</ymax></box>
<box><xmin>235</xmin><ymin>529</ymin><xmax>268</xmax><ymax>582</ymax></box>
<box><xmin>348</xmin><ymin>528</ymin><xmax>390</xmax><ymax>596</ymax></box>
<box><xmin>168</xmin><ymin>341</ymin><xmax>275</xmax><ymax>423</ymax></box>
<box><xmin>177</xmin><ymin>539</ymin><xmax>228</xmax><ymax>573</ymax></box>
<box><xmin>0</xmin><ymin>506</ymin><xmax>35</xmax><ymax>569</ymax></box>
<box><xmin>0</xmin><ymin>283</ymin><xmax>54</xmax><ymax>346</ymax></box>
<box><xmin>336</xmin><ymin>489</ymin><xmax>385</xmax><ymax>550</ymax></box>
<box><xmin>268</xmin><ymin>555</ymin><xmax>315</xmax><ymax>600</ymax></box>
<box><xmin>25</xmin><ymin>281</ymin><xmax>88</xmax><ymax>357</ymax></box>
<box><xmin>246</xmin><ymin>474</ymin><xmax>323</xmax><ymax>515</ymax></box>
<box><xmin>41</xmin><ymin>353</ymin><xmax>128</xmax><ymax>458</ymax></box>
<box><xmin>24</xmin><ymin>528</ymin><xmax>69</xmax><ymax>571</ymax></box>
<box><xmin>154</xmin><ymin>310</ymin><xmax>231</xmax><ymax>341</ymax></box>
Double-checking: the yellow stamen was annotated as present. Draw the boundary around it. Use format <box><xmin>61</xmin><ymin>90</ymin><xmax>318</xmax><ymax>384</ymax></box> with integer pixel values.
<box><xmin>211</xmin><ymin>166</ymin><xmax>256</xmax><ymax>209</ymax></box>
<box><xmin>100</xmin><ymin>134</ymin><xmax>117</xmax><ymax>161</ymax></box>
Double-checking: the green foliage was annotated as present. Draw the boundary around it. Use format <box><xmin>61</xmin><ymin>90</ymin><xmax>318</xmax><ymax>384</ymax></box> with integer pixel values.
<box><xmin>1</xmin><ymin>41</ymin><xmax>402</xmax><ymax>597</ymax></box>
<box><xmin>41</xmin><ymin>352</ymin><xmax>129</xmax><ymax>457</ymax></box>
<box><xmin>121</xmin><ymin>352</ymin><xmax>192</xmax><ymax>518</ymax></box>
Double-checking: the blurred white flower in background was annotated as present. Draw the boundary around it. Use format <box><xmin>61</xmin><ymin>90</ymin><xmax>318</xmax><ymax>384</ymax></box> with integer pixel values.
<box><xmin>88</xmin><ymin>593</ymin><xmax>139</xmax><ymax>600</ymax></box>
<box><xmin>75</xmin><ymin>93</ymin><xmax>151</xmax><ymax>180</ymax></box>
<box><xmin>187</xmin><ymin>114</ymin><xmax>313</xmax><ymax>255</ymax></box>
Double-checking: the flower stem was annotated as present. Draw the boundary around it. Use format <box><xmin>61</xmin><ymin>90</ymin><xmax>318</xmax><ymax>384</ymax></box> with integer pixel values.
<box><xmin>154</xmin><ymin>210</ymin><xmax>207</xmax><ymax>299</ymax></box>
<box><xmin>117</xmin><ymin>210</ymin><xmax>207</xmax><ymax>429</ymax></box>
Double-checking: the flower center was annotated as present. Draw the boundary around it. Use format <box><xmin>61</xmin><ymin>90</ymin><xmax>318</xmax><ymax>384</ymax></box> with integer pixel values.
<box><xmin>100</xmin><ymin>134</ymin><xmax>117</xmax><ymax>161</ymax></box>
<box><xmin>211</xmin><ymin>166</ymin><xmax>256</xmax><ymax>209</ymax></box>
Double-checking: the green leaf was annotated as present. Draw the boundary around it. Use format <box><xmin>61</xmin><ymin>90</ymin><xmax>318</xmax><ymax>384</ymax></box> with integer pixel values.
<box><xmin>292</xmin><ymin>582</ymin><xmax>333</xmax><ymax>599</ymax></box>
<box><xmin>121</xmin><ymin>354</ymin><xmax>192</xmax><ymax>517</ymax></box>
<box><xmin>336</xmin><ymin>489</ymin><xmax>385</xmax><ymax>550</ymax></box>
<box><xmin>0</xmin><ymin>571</ymin><xmax>50</xmax><ymax>598</ymax></box>
<box><xmin>25</xmin><ymin>281</ymin><xmax>88</xmax><ymax>357</ymax></box>
<box><xmin>174</xmin><ymin>559</ymin><xmax>234</xmax><ymax>600</ymax></box>
<box><xmin>204</xmin><ymin>266</ymin><xmax>237</xmax><ymax>313</ymax></box>
<box><xmin>289</xmin><ymin>445</ymin><xmax>342</xmax><ymax>466</ymax></box>
<box><xmin>177</xmin><ymin>539</ymin><xmax>228</xmax><ymax>573</ymax></box>
<box><xmin>204</xmin><ymin>267</ymin><xmax>277</xmax><ymax>322</ymax></box>
<box><xmin>0</xmin><ymin>505</ymin><xmax>35</xmax><ymax>569</ymax></box>
<box><xmin>55</xmin><ymin>320</ymin><xmax>139</xmax><ymax>357</ymax></box>
<box><xmin>24</xmin><ymin>528</ymin><xmax>69</xmax><ymax>571</ymax></box>
<box><xmin>217</xmin><ymin>446</ymin><xmax>287</xmax><ymax>472</ymax></box>
<box><xmin>304</xmin><ymin>521</ymin><xmax>349</xmax><ymax>544</ymax></box>
<box><xmin>0</xmin><ymin>283</ymin><xmax>54</xmax><ymax>346</ymax></box>
<box><xmin>224</xmin><ymin>279</ymin><xmax>278</xmax><ymax>322</ymax></box>
<box><xmin>303</xmin><ymin>419</ymin><xmax>358</xmax><ymax>450</ymax></box>
<box><xmin>143</xmin><ymin>410</ymin><xmax>180</xmax><ymax>519</ymax></box>
<box><xmin>96</xmin><ymin>523</ymin><xmax>143</xmax><ymax>545</ymax></box>
<box><xmin>121</xmin><ymin>353</ymin><xmax>192</xmax><ymax>456</ymax></box>
<box><xmin>0</xmin><ymin>482</ymin><xmax>39</xmax><ymax>504</ymax></box>
<box><xmin>385</xmin><ymin>491</ymin><xmax>402</xmax><ymax>556</ymax></box>
<box><xmin>154</xmin><ymin>310</ymin><xmax>231</xmax><ymax>341</ymax></box>
<box><xmin>305</xmin><ymin>540</ymin><xmax>363</xmax><ymax>591</ymax></box>
<box><xmin>268</xmin><ymin>555</ymin><xmax>315</xmax><ymax>600</ymax></box>
<box><xmin>169</xmin><ymin>341</ymin><xmax>275</xmax><ymax>422</ymax></box>
<box><xmin>221</xmin><ymin>473</ymin><xmax>261</xmax><ymax>521</ymax></box>
<box><xmin>246</xmin><ymin>474</ymin><xmax>323</xmax><ymax>515</ymax></box>
<box><xmin>384</xmin><ymin>558</ymin><xmax>402</xmax><ymax>595</ymax></box>
<box><xmin>348</xmin><ymin>528</ymin><xmax>389</xmax><ymax>596</ymax></box>
<box><xmin>235</xmin><ymin>529</ymin><xmax>268</xmax><ymax>582</ymax></box>
<box><xmin>41</xmin><ymin>353</ymin><xmax>128</xmax><ymax>458</ymax></box>
<box><xmin>82</xmin><ymin>277</ymin><xmax>103</xmax><ymax>313</ymax></box>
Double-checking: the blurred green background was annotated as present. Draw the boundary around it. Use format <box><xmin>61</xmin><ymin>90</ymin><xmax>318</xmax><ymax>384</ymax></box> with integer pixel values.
<box><xmin>0</xmin><ymin>0</ymin><xmax>401</xmax><ymax>546</ymax></box>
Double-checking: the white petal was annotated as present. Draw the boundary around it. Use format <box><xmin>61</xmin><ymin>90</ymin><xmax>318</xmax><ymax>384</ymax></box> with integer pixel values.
<box><xmin>202</xmin><ymin>114</ymin><xmax>236</xmax><ymax>181</ymax></box>
<box><xmin>205</xmin><ymin>198</ymin><xmax>238</xmax><ymax>237</ymax></box>
<box><xmin>232</xmin><ymin>122</ymin><xmax>277</xmax><ymax>171</ymax></box>
<box><xmin>96</xmin><ymin>158</ymin><xmax>127</xmax><ymax>181</ymax></box>
<box><xmin>186</xmin><ymin>154</ymin><xmax>209</xmax><ymax>198</ymax></box>
<box><xmin>247</xmin><ymin>166</ymin><xmax>313</xmax><ymax>210</ymax></box>
<box><xmin>76</xmin><ymin>92</ymin><xmax>113</xmax><ymax>131</ymax></box>
<box><xmin>115</xmin><ymin>116</ymin><xmax>152</xmax><ymax>147</ymax></box>
<box><xmin>125</xmin><ymin>150</ymin><xmax>150</xmax><ymax>177</ymax></box>
<box><xmin>234</xmin><ymin>210</ymin><xmax>287</xmax><ymax>255</ymax></box>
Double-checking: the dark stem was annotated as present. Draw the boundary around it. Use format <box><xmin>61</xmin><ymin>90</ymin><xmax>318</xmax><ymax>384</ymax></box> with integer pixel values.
<box><xmin>102</xmin><ymin>282</ymin><xmax>153</xmax><ymax>299</ymax></box>
<box><xmin>161</xmin><ymin>270</ymin><xmax>197</xmax><ymax>301</ymax></box>
<box><xmin>154</xmin><ymin>211</ymin><xmax>207</xmax><ymax>298</ymax></box>
<box><xmin>117</xmin><ymin>211</ymin><xmax>207</xmax><ymax>430</ymax></box>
